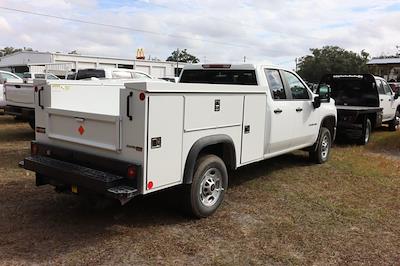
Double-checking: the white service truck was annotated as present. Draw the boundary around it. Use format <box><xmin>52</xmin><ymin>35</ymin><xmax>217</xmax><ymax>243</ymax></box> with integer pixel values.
<box><xmin>21</xmin><ymin>64</ymin><xmax>337</xmax><ymax>218</ymax></box>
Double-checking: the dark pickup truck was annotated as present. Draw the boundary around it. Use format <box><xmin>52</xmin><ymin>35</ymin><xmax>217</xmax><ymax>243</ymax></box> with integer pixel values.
<box><xmin>319</xmin><ymin>74</ymin><xmax>400</xmax><ymax>145</ymax></box>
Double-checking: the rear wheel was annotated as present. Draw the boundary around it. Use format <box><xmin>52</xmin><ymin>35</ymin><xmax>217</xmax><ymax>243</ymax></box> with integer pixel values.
<box><xmin>358</xmin><ymin>118</ymin><xmax>371</xmax><ymax>145</ymax></box>
<box><xmin>184</xmin><ymin>154</ymin><xmax>228</xmax><ymax>218</ymax></box>
<box><xmin>388</xmin><ymin>109</ymin><xmax>400</xmax><ymax>131</ymax></box>
<box><xmin>309</xmin><ymin>127</ymin><xmax>332</xmax><ymax>164</ymax></box>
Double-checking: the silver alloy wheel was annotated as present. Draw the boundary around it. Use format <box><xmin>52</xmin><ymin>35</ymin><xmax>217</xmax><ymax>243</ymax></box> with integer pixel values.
<box><xmin>199</xmin><ymin>168</ymin><xmax>223</xmax><ymax>207</ymax></box>
<box><xmin>321</xmin><ymin>134</ymin><xmax>330</xmax><ymax>159</ymax></box>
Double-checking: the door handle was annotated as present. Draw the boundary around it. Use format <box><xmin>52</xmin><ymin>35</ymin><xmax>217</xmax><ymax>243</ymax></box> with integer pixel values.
<box><xmin>274</xmin><ymin>109</ymin><xmax>283</xmax><ymax>114</ymax></box>
<box><xmin>127</xmin><ymin>92</ymin><xmax>133</xmax><ymax>121</ymax></box>
<box><xmin>296</xmin><ymin>108</ymin><xmax>303</xmax><ymax>112</ymax></box>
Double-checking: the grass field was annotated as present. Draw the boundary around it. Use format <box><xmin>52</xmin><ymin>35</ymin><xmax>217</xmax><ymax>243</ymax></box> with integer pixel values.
<box><xmin>0</xmin><ymin>114</ymin><xmax>399</xmax><ymax>265</ymax></box>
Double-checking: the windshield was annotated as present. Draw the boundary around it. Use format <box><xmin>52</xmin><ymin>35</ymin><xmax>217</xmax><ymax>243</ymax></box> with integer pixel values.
<box><xmin>180</xmin><ymin>69</ymin><xmax>258</xmax><ymax>85</ymax></box>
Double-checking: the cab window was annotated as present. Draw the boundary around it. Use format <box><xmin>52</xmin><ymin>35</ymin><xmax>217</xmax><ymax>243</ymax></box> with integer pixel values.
<box><xmin>0</xmin><ymin>72</ymin><xmax>19</xmax><ymax>80</ymax></box>
<box><xmin>282</xmin><ymin>71</ymin><xmax>310</xmax><ymax>100</ymax></box>
<box><xmin>382</xmin><ymin>80</ymin><xmax>393</xmax><ymax>95</ymax></box>
<box><xmin>134</xmin><ymin>72</ymin><xmax>152</xmax><ymax>79</ymax></box>
<box><xmin>376</xmin><ymin>80</ymin><xmax>385</xmax><ymax>94</ymax></box>
<box><xmin>265</xmin><ymin>69</ymin><xmax>286</xmax><ymax>100</ymax></box>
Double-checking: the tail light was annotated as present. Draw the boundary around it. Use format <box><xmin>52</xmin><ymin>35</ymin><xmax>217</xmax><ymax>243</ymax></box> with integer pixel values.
<box><xmin>31</xmin><ymin>142</ymin><xmax>38</xmax><ymax>155</ymax></box>
<box><xmin>139</xmin><ymin>92</ymin><xmax>145</xmax><ymax>101</ymax></box>
<box><xmin>127</xmin><ymin>165</ymin><xmax>137</xmax><ymax>179</ymax></box>
<box><xmin>202</xmin><ymin>64</ymin><xmax>231</xmax><ymax>69</ymax></box>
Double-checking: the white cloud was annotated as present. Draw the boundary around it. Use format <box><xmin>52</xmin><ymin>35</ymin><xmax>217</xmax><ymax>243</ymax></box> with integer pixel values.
<box><xmin>0</xmin><ymin>0</ymin><xmax>399</xmax><ymax>69</ymax></box>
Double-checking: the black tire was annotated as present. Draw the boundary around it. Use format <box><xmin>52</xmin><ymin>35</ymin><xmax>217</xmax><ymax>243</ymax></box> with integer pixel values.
<box><xmin>184</xmin><ymin>154</ymin><xmax>228</xmax><ymax>218</ymax></box>
<box><xmin>388</xmin><ymin>109</ymin><xmax>400</xmax><ymax>131</ymax></box>
<box><xmin>28</xmin><ymin>119</ymin><xmax>35</xmax><ymax>130</ymax></box>
<box><xmin>309</xmin><ymin>127</ymin><xmax>332</xmax><ymax>164</ymax></box>
<box><xmin>358</xmin><ymin>118</ymin><xmax>371</xmax><ymax>145</ymax></box>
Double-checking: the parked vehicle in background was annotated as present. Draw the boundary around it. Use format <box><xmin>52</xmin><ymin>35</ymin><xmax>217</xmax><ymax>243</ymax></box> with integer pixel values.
<box><xmin>319</xmin><ymin>74</ymin><xmax>400</xmax><ymax>145</ymax></box>
<box><xmin>0</xmin><ymin>70</ymin><xmax>23</xmax><ymax>111</ymax></box>
<box><xmin>388</xmin><ymin>82</ymin><xmax>400</xmax><ymax>94</ymax></box>
<box><xmin>66</xmin><ymin>68</ymin><xmax>153</xmax><ymax>80</ymax></box>
<box><xmin>22</xmin><ymin>72</ymin><xmax>60</xmax><ymax>82</ymax></box>
<box><xmin>21</xmin><ymin>64</ymin><xmax>336</xmax><ymax>218</ymax></box>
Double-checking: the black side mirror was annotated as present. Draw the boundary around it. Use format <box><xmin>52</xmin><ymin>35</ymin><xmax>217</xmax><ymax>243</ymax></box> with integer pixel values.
<box><xmin>394</xmin><ymin>91</ymin><xmax>399</xmax><ymax>100</ymax></box>
<box><xmin>313</xmin><ymin>96</ymin><xmax>321</xmax><ymax>108</ymax></box>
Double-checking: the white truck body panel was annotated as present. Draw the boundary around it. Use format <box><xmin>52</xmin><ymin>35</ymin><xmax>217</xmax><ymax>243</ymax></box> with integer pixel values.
<box><xmin>30</xmin><ymin>64</ymin><xmax>337</xmax><ymax>199</ymax></box>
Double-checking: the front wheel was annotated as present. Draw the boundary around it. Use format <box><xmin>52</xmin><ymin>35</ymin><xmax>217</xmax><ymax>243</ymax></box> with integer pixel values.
<box><xmin>358</xmin><ymin>118</ymin><xmax>371</xmax><ymax>145</ymax></box>
<box><xmin>184</xmin><ymin>154</ymin><xmax>228</xmax><ymax>218</ymax></box>
<box><xmin>309</xmin><ymin>127</ymin><xmax>332</xmax><ymax>164</ymax></box>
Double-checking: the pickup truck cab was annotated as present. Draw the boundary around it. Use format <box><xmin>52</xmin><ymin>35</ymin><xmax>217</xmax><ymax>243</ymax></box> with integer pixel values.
<box><xmin>0</xmin><ymin>70</ymin><xmax>23</xmax><ymax>110</ymax></box>
<box><xmin>319</xmin><ymin>74</ymin><xmax>400</xmax><ymax>144</ymax></box>
<box><xmin>21</xmin><ymin>64</ymin><xmax>337</xmax><ymax>218</ymax></box>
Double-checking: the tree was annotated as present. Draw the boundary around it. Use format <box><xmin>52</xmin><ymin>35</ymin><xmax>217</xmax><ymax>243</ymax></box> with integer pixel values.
<box><xmin>0</xmin><ymin>46</ymin><xmax>35</xmax><ymax>57</ymax></box>
<box><xmin>297</xmin><ymin>46</ymin><xmax>370</xmax><ymax>83</ymax></box>
<box><xmin>0</xmin><ymin>47</ymin><xmax>22</xmax><ymax>57</ymax></box>
<box><xmin>166</xmin><ymin>49</ymin><xmax>199</xmax><ymax>63</ymax></box>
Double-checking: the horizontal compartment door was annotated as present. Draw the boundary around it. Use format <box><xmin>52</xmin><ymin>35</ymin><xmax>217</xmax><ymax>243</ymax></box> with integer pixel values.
<box><xmin>47</xmin><ymin>108</ymin><xmax>121</xmax><ymax>151</ymax></box>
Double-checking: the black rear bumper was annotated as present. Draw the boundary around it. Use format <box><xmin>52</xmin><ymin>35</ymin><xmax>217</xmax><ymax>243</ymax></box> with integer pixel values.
<box><xmin>21</xmin><ymin>142</ymin><xmax>140</xmax><ymax>204</ymax></box>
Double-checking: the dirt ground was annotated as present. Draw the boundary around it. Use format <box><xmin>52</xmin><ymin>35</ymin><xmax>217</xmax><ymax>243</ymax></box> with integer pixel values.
<box><xmin>0</xmin><ymin>114</ymin><xmax>399</xmax><ymax>265</ymax></box>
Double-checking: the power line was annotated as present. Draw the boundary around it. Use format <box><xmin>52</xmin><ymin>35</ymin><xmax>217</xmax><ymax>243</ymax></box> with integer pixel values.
<box><xmin>0</xmin><ymin>6</ymin><xmax>251</xmax><ymax>48</ymax></box>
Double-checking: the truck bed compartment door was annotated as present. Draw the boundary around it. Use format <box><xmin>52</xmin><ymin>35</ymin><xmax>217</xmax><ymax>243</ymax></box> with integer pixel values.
<box><xmin>241</xmin><ymin>95</ymin><xmax>266</xmax><ymax>163</ymax></box>
<box><xmin>46</xmin><ymin>108</ymin><xmax>121</xmax><ymax>151</ymax></box>
<box><xmin>146</xmin><ymin>95</ymin><xmax>184</xmax><ymax>191</ymax></box>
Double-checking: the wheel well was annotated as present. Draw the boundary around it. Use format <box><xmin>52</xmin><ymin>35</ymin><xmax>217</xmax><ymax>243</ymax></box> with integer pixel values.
<box><xmin>321</xmin><ymin>116</ymin><xmax>336</xmax><ymax>139</ymax></box>
<box><xmin>183</xmin><ymin>135</ymin><xmax>236</xmax><ymax>184</ymax></box>
<box><xmin>197</xmin><ymin>143</ymin><xmax>235</xmax><ymax>170</ymax></box>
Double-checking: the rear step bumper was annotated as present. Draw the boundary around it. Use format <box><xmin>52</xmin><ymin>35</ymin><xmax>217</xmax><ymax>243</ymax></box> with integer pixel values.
<box><xmin>21</xmin><ymin>155</ymin><xmax>139</xmax><ymax>204</ymax></box>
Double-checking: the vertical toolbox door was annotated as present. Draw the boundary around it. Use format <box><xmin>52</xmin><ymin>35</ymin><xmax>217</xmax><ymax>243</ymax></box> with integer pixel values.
<box><xmin>241</xmin><ymin>95</ymin><xmax>266</xmax><ymax>163</ymax></box>
<box><xmin>146</xmin><ymin>95</ymin><xmax>184</xmax><ymax>191</ymax></box>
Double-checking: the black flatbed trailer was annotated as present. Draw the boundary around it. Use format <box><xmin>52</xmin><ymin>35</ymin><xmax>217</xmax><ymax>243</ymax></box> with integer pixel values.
<box><xmin>319</xmin><ymin>74</ymin><xmax>383</xmax><ymax>144</ymax></box>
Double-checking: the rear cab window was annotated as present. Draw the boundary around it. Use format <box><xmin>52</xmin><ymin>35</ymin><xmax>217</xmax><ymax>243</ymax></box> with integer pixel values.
<box><xmin>76</xmin><ymin>69</ymin><xmax>105</xmax><ymax>80</ymax></box>
<box><xmin>180</xmin><ymin>69</ymin><xmax>258</xmax><ymax>85</ymax></box>
<box><xmin>265</xmin><ymin>69</ymin><xmax>286</xmax><ymax>100</ymax></box>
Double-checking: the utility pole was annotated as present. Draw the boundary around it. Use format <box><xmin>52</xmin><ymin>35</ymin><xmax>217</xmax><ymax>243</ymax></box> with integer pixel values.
<box><xmin>295</xmin><ymin>57</ymin><xmax>298</xmax><ymax>72</ymax></box>
<box><xmin>243</xmin><ymin>56</ymin><xmax>246</xmax><ymax>63</ymax></box>
<box><xmin>396</xmin><ymin>45</ymin><xmax>400</xmax><ymax>56</ymax></box>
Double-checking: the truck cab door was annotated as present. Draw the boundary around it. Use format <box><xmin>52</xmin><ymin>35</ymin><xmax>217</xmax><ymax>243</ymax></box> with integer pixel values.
<box><xmin>280</xmin><ymin>70</ymin><xmax>318</xmax><ymax>147</ymax></box>
<box><xmin>381</xmin><ymin>80</ymin><xmax>397</xmax><ymax>120</ymax></box>
<box><xmin>376</xmin><ymin>79</ymin><xmax>396</xmax><ymax>121</ymax></box>
<box><xmin>264</xmin><ymin>69</ymin><xmax>294</xmax><ymax>154</ymax></box>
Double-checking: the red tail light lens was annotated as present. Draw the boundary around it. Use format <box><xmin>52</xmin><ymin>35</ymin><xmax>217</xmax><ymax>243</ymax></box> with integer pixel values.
<box><xmin>31</xmin><ymin>142</ymin><xmax>38</xmax><ymax>155</ymax></box>
<box><xmin>139</xmin><ymin>92</ymin><xmax>145</xmax><ymax>101</ymax></box>
<box><xmin>127</xmin><ymin>165</ymin><xmax>137</xmax><ymax>178</ymax></box>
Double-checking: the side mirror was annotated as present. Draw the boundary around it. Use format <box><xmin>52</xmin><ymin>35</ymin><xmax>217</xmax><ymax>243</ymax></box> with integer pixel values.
<box><xmin>318</xmin><ymin>84</ymin><xmax>331</xmax><ymax>102</ymax></box>
<box><xmin>313</xmin><ymin>96</ymin><xmax>321</xmax><ymax>108</ymax></box>
<box><xmin>394</xmin><ymin>91</ymin><xmax>399</xmax><ymax>100</ymax></box>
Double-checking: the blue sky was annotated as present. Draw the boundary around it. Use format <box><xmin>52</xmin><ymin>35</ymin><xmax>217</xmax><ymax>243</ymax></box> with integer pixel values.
<box><xmin>0</xmin><ymin>0</ymin><xmax>399</xmax><ymax>70</ymax></box>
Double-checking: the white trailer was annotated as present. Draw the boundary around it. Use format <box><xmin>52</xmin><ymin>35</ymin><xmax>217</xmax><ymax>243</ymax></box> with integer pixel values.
<box><xmin>21</xmin><ymin>64</ymin><xmax>337</xmax><ymax>218</ymax></box>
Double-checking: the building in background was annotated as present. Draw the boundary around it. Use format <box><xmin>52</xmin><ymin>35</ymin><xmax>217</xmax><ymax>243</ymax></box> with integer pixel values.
<box><xmin>367</xmin><ymin>57</ymin><xmax>400</xmax><ymax>81</ymax></box>
<box><xmin>0</xmin><ymin>51</ymin><xmax>186</xmax><ymax>78</ymax></box>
